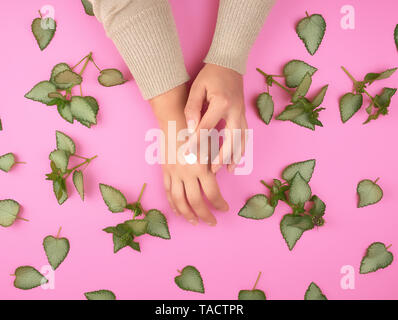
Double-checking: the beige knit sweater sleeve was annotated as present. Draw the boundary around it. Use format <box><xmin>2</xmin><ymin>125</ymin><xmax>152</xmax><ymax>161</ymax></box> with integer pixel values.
<box><xmin>91</xmin><ymin>0</ymin><xmax>275</xmax><ymax>100</ymax></box>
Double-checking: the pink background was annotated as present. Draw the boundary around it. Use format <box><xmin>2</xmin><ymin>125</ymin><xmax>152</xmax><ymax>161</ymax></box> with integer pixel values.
<box><xmin>1</xmin><ymin>0</ymin><xmax>397</xmax><ymax>300</ymax></box>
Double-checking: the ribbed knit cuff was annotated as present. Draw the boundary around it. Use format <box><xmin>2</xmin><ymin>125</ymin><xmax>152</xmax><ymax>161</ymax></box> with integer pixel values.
<box><xmin>204</xmin><ymin>0</ymin><xmax>275</xmax><ymax>75</ymax></box>
<box><xmin>94</xmin><ymin>0</ymin><xmax>189</xmax><ymax>100</ymax></box>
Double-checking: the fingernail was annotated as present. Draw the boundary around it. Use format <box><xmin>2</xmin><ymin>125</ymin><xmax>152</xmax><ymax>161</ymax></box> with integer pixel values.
<box><xmin>187</xmin><ymin>120</ymin><xmax>196</xmax><ymax>134</ymax></box>
<box><xmin>207</xmin><ymin>221</ymin><xmax>217</xmax><ymax>226</ymax></box>
<box><xmin>189</xmin><ymin>219</ymin><xmax>198</xmax><ymax>225</ymax></box>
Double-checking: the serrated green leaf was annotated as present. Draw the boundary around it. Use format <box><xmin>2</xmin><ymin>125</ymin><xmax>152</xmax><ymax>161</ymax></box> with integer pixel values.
<box><xmin>53</xmin><ymin>177</ymin><xmax>68</xmax><ymax>205</ymax></box>
<box><xmin>99</xmin><ymin>184</ymin><xmax>127</xmax><ymax>213</ymax></box>
<box><xmin>339</xmin><ymin>93</ymin><xmax>363</xmax><ymax>123</ymax></box>
<box><xmin>49</xmin><ymin>149</ymin><xmax>69</xmax><ymax>173</ymax></box>
<box><xmin>50</xmin><ymin>63</ymin><xmax>72</xmax><ymax>90</ymax></box>
<box><xmin>81</xmin><ymin>0</ymin><xmax>95</xmax><ymax>16</ymax></box>
<box><xmin>364</xmin><ymin>68</ymin><xmax>397</xmax><ymax>84</ymax></box>
<box><xmin>124</xmin><ymin>219</ymin><xmax>148</xmax><ymax>236</ymax></box>
<box><xmin>73</xmin><ymin>171</ymin><xmax>84</xmax><ymax>201</ymax></box>
<box><xmin>14</xmin><ymin>266</ymin><xmax>48</xmax><ymax>290</ymax></box>
<box><xmin>57</xmin><ymin>102</ymin><xmax>74</xmax><ymax>123</ymax></box>
<box><xmin>292</xmin><ymin>73</ymin><xmax>312</xmax><ymax>102</ymax></box>
<box><xmin>0</xmin><ymin>199</ymin><xmax>20</xmax><ymax>227</ymax></box>
<box><xmin>84</xmin><ymin>290</ymin><xmax>116</xmax><ymax>300</ymax></box>
<box><xmin>75</xmin><ymin>96</ymin><xmax>99</xmax><ymax>128</ymax></box>
<box><xmin>374</xmin><ymin>87</ymin><xmax>397</xmax><ymax>109</ymax></box>
<box><xmin>357</xmin><ymin>179</ymin><xmax>383</xmax><ymax>208</ymax></box>
<box><xmin>282</xmin><ymin>159</ymin><xmax>316</xmax><ymax>183</ymax></box>
<box><xmin>25</xmin><ymin>81</ymin><xmax>57</xmax><ymax>104</ymax></box>
<box><xmin>43</xmin><ymin>234</ymin><xmax>70</xmax><ymax>270</ymax></box>
<box><xmin>395</xmin><ymin>24</ymin><xmax>398</xmax><ymax>51</ymax></box>
<box><xmin>144</xmin><ymin>209</ymin><xmax>170</xmax><ymax>239</ymax></box>
<box><xmin>291</xmin><ymin>112</ymin><xmax>316</xmax><ymax>130</ymax></box>
<box><xmin>276</xmin><ymin>104</ymin><xmax>305</xmax><ymax>121</ymax></box>
<box><xmin>103</xmin><ymin>223</ymin><xmax>139</xmax><ymax>253</ymax></box>
<box><xmin>256</xmin><ymin>93</ymin><xmax>274</xmax><ymax>125</ymax></box>
<box><xmin>289</xmin><ymin>172</ymin><xmax>312</xmax><ymax>205</ymax></box>
<box><xmin>280</xmin><ymin>214</ymin><xmax>314</xmax><ymax>250</ymax></box>
<box><xmin>70</xmin><ymin>96</ymin><xmax>97</xmax><ymax>125</ymax></box>
<box><xmin>31</xmin><ymin>17</ymin><xmax>56</xmax><ymax>51</ymax></box>
<box><xmin>308</xmin><ymin>195</ymin><xmax>326</xmax><ymax>217</ymax></box>
<box><xmin>56</xmin><ymin>131</ymin><xmax>75</xmax><ymax>155</ymax></box>
<box><xmin>0</xmin><ymin>153</ymin><xmax>15</xmax><ymax>172</ymax></box>
<box><xmin>175</xmin><ymin>266</ymin><xmax>204</xmax><ymax>293</ymax></box>
<box><xmin>360</xmin><ymin>242</ymin><xmax>393</xmax><ymax>274</ymax></box>
<box><xmin>311</xmin><ymin>85</ymin><xmax>329</xmax><ymax>107</ymax></box>
<box><xmin>54</xmin><ymin>70</ymin><xmax>82</xmax><ymax>89</ymax></box>
<box><xmin>304</xmin><ymin>282</ymin><xmax>327</xmax><ymax>300</ymax></box>
<box><xmin>238</xmin><ymin>290</ymin><xmax>266</xmax><ymax>300</ymax></box>
<box><xmin>238</xmin><ymin>194</ymin><xmax>275</xmax><ymax>220</ymax></box>
<box><xmin>296</xmin><ymin>14</ymin><xmax>326</xmax><ymax>55</ymax></box>
<box><xmin>283</xmin><ymin>60</ymin><xmax>317</xmax><ymax>88</ymax></box>
<box><xmin>98</xmin><ymin>69</ymin><xmax>127</xmax><ymax>87</ymax></box>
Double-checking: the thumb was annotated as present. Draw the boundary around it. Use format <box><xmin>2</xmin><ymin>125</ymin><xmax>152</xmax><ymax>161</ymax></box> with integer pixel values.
<box><xmin>184</xmin><ymin>83</ymin><xmax>206</xmax><ymax>134</ymax></box>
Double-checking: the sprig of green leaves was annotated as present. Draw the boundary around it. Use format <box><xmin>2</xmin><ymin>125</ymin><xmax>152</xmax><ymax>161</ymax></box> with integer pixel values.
<box><xmin>99</xmin><ymin>183</ymin><xmax>171</xmax><ymax>253</ymax></box>
<box><xmin>46</xmin><ymin>131</ymin><xmax>97</xmax><ymax>205</ymax></box>
<box><xmin>25</xmin><ymin>52</ymin><xmax>127</xmax><ymax>127</ymax></box>
<box><xmin>340</xmin><ymin>66</ymin><xmax>397</xmax><ymax>124</ymax></box>
<box><xmin>238</xmin><ymin>159</ymin><xmax>326</xmax><ymax>250</ymax></box>
<box><xmin>256</xmin><ymin>60</ymin><xmax>328</xmax><ymax>130</ymax></box>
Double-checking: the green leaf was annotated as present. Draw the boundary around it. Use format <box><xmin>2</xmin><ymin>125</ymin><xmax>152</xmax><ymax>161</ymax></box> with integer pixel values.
<box><xmin>14</xmin><ymin>266</ymin><xmax>48</xmax><ymax>290</ymax></box>
<box><xmin>308</xmin><ymin>195</ymin><xmax>326</xmax><ymax>217</ymax></box>
<box><xmin>0</xmin><ymin>153</ymin><xmax>15</xmax><ymax>172</ymax></box>
<box><xmin>296</xmin><ymin>14</ymin><xmax>326</xmax><ymax>55</ymax></box>
<box><xmin>25</xmin><ymin>81</ymin><xmax>57</xmax><ymax>104</ymax></box>
<box><xmin>56</xmin><ymin>131</ymin><xmax>76</xmax><ymax>155</ymax></box>
<box><xmin>238</xmin><ymin>290</ymin><xmax>266</xmax><ymax>300</ymax></box>
<box><xmin>99</xmin><ymin>184</ymin><xmax>127</xmax><ymax>213</ymax></box>
<box><xmin>144</xmin><ymin>209</ymin><xmax>171</xmax><ymax>239</ymax></box>
<box><xmin>238</xmin><ymin>194</ymin><xmax>275</xmax><ymax>220</ymax></box>
<box><xmin>70</xmin><ymin>96</ymin><xmax>97</xmax><ymax>125</ymax></box>
<box><xmin>81</xmin><ymin>0</ymin><xmax>95</xmax><ymax>16</ymax></box>
<box><xmin>357</xmin><ymin>179</ymin><xmax>383</xmax><ymax>208</ymax></box>
<box><xmin>292</xmin><ymin>73</ymin><xmax>312</xmax><ymax>102</ymax></box>
<box><xmin>0</xmin><ymin>199</ymin><xmax>20</xmax><ymax>227</ymax></box>
<box><xmin>57</xmin><ymin>102</ymin><xmax>74</xmax><ymax>124</ymax></box>
<box><xmin>395</xmin><ymin>24</ymin><xmax>398</xmax><ymax>51</ymax></box>
<box><xmin>124</xmin><ymin>219</ymin><xmax>148</xmax><ymax>236</ymax></box>
<box><xmin>276</xmin><ymin>104</ymin><xmax>305</xmax><ymax>122</ymax></box>
<box><xmin>283</xmin><ymin>60</ymin><xmax>317</xmax><ymax>88</ymax></box>
<box><xmin>282</xmin><ymin>159</ymin><xmax>316</xmax><ymax>182</ymax></box>
<box><xmin>360</xmin><ymin>242</ymin><xmax>393</xmax><ymax>274</ymax></box>
<box><xmin>256</xmin><ymin>93</ymin><xmax>274</xmax><ymax>125</ymax></box>
<box><xmin>311</xmin><ymin>85</ymin><xmax>329</xmax><ymax>107</ymax></box>
<box><xmin>98</xmin><ymin>69</ymin><xmax>127</xmax><ymax>87</ymax></box>
<box><xmin>374</xmin><ymin>87</ymin><xmax>397</xmax><ymax>109</ymax></box>
<box><xmin>304</xmin><ymin>282</ymin><xmax>327</xmax><ymax>300</ymax></box>
<box><xmin>76</xmin><ymin>96</ymin><xmax>100</xmax><ymax>128</ymax></box>
<box><xmin>339</xmin><ymin>93</ymin><xmax>363</xmax><ymax>123</ymax></box>
<box><xmin>364</xmin><ymin>68</ymin><xmax>397</xmax><ymax>84</ymax></box>
<box><xmin>175</xmin><ymin>266</ymin><xmax>204</xmax><ymax>293</ymax></box>
<box><xmin>54</xmin><ymin>70</ymin><xmax>82</xmax><ymax>89</ymax></box>
<box><xmin>31</xmin><ymin>17</ymin><xmax>56</xmax><ymax>51</ymax></box>
<box><xmin>43</xmin><ymin>234</ymin><xmax>70</xmax><ymax>270</ymax></box>
<box><xmin>103</xmin><ymin>223</ymin><xmax>140</xmax><ymax>253</ymax></box>
<box><xmin>73</xmin><ymin>171</ymin><xmax>84</xmax><ymax>201</ymax></box>
<box><xmin>49</xmin><ymin>150</ymin><xmax>69</xmax><ymax>173</ymax></box>
<box><xmin>53</xmin><ymin>177</ymin><xmax>68</xmax><ymax>205</ymax></box>
<box><xmin>280</xmin><ymin>214</ymin><xmax>314</xmax><ymax>250</ymax></box>
<box><xmin>50</xmin><ymin>63</ymin><xmax>72</xmax><ymax>89</ymax></box>
<box><xmin>291</xmin><ymin>112</ymin><xmax>316</xmax><ymax>130</ymax></box>
<box><xmin>85</xmin><ymin>290</ymin><xmax>116</xmax><ymax>300</ymax></box>
<box><xmin>289</xmin><ymin>172</ymin><xmax>312</xmax><ymax>205</ymax></box>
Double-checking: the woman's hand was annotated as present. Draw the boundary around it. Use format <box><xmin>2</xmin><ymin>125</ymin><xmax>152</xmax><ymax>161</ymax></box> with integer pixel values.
<box><xmin>150</xmin><ymin>84</ymin><xmax>229</xmax><ymax>226</ymax></box>
<box><xmin>184</xmin><ymin>63</ymin><xmax>248</xmax><ymax>173</ymax></box>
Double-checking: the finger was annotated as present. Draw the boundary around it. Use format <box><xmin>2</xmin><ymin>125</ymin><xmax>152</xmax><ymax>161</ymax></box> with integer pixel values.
<box><xmin>171</xmin><ymin>178</ymin><xmax>198</xmax><ymax>225</ymax></box>
<box><xmin>199</xmin><ymin>173</ymin><xmax>229</xmax><ymax>211</ymax></box>
<box><xmin>184</xmin><ymin>178</ymin><xmax>217</xmax><ymax>226</ymax></box>
<box><xmin>185</xmin><ymin>83</ymin><xmax>206</xmax><ymax>133</ymax></box>
<box><xmin>211</xmin><ymin>125</ymin><xmax>233</xmax><ymax>173</ymax></box>
<box><xmin>163</xmin><ymin>173</ymin><xmax>178</xmax><ymax>215</ymax></box>
<box><xmin>228</xmin><ymin>117</ymin><xmax>247</xmax><ymax>172</ymax></box>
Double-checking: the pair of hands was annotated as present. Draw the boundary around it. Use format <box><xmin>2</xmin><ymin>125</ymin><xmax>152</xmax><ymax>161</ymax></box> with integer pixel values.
<box><xmin>150</xmin><ymin>64</ymin><xmax>248</xmax><ymax>226</ymax></box>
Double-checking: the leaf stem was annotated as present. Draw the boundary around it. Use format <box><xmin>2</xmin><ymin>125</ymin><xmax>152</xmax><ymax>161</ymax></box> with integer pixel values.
<box><xmin>386</xmin><ymin>244</ymin><xmax>392</xmax><ymax>249</ymax></box>
<box><xmin>38</xmin><ymin>10</ymin><xmax>43</xmax><ymax>18</ymax></box>
<box><xmin>64</xmin><ymin>155</ymin><xmax>97</xmax><ymax>179</ymax></box>
<box><xmin>252</xmin><ymin>271</ymin><xmax>262</xmax><ymax>290</ymax></box>
<box><xmin>256</xmin><ymin>68</ymin><xmax>292</xmax><ymax>95</ymax></box>
<box><xmin>56</xmin><ymin>227</ymin><xmax>62</xmax><ymax>239</ymax></box>
<box><xmin>10</xmin><ymin>274</ymin><xmax>15</xmax><ymax>277</ymax></box>
<box><xmin>374</xmin><ymin>177</ymin><xmax>380</xmax><ymax>184</ymax></box>
<box><xmin>177</xmin><ymin>269</ymin><xmax>182</xmax><ymax>274</ymax></box>
<box><xmin>16</xmin><ymin>217</ymin><xmax>29</xmax><ymax>222</ymax></box>
<box><xmin>72</xmin><ymin>54</ymin><xmax>90</xmax><ymax>70</ymax></box>
<box><xmin>137</xmin><ymin>183</ymin><xmax>147</xmax><ymax>203</ymax></box>
<box><xmin>15</xmin><ymin>161</ymin><xmax>27</xmax><ymax>165</ymax></box>
<box><xmin>363</xmin><ymin>89</ymin><xmax>383</xmax><ymax>109</ymax></box>
<box><xmin>79</xmin><ymin>52</ymin><xmax>93</xmax><ymax>76</ymax></box>
<box><xmin>341</xmin><ymin>66</ymin><xmax>358</xmax><ymax>83</ymax></box>
<box><xmin>260</xmin><ymin>180</ymin><xmax>272</xmax><ymax>190</ymax></box>
<box><xmin>90</xmin><ymin>57</ymin><xmax>102</xmax><ymax>72</ymax></box>
<box><xmin>305</xmin><ymin>11</ymin><xmax>310</xmax><ymax>17</ymax></box>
